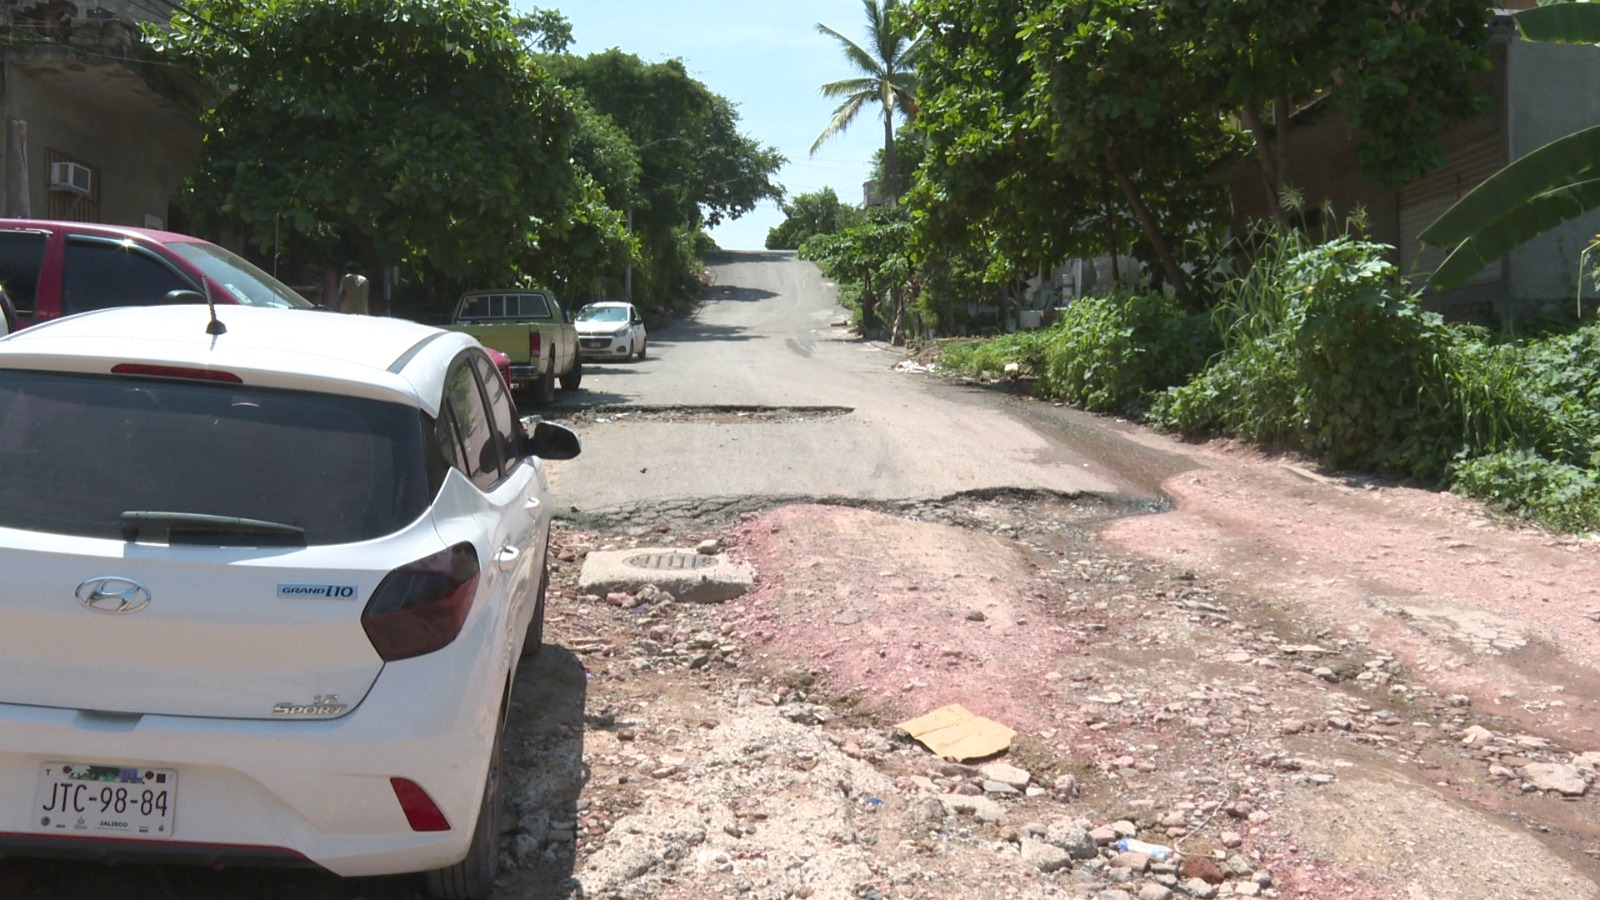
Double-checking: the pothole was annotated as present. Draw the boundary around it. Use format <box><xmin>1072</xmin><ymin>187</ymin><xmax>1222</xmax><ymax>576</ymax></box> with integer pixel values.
<box><xmin>563</xmin><ymin>405</ymin><xmax>852</xmax><ymax>425</ymax></box>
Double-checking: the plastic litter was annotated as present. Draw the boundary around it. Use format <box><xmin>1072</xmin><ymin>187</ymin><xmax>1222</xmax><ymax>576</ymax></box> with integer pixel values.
<box><xmin>1112</xmin><ymin>837</ymin><xmax>1175</xmax><ymax>861</ymax></box>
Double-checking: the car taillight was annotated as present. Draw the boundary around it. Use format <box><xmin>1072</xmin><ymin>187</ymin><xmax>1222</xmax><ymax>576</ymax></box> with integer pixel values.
<box><xmin>361</xmin><ymin>543</ymin><xmax>480</xmax><ymax>661</ymax></box>
<box><xmin>529</xmin><ymin>331</ymin><xmax>541</xmax><ymax>357</ymax></box>
<box><xmin>111</xmin><ymin>363</ymin><xmax>243</xmax><ymax>383</ymax></box>
<box><xmin>390</xmin><ymin>778</ymin><xmax>451</xmax><ymax>832</ymax></box>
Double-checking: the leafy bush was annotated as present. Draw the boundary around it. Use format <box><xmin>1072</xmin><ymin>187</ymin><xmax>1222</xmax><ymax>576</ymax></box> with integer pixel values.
<box><xmin>936</xmin><ymin>292</ymin><xmax>1214</xmax><ymax>415</ymax></box>
<box><xmin>937</xmin><ymin>332</ymin><xmax>1048</xmax><ymax>378</ymax></box>
<box><xmin>1515</xmin><ymin>323</ymin><xmax>1600</xmax><ymax>460</ymax></box>
<box><xmin>1441</xmin><ymin>321</ymin><xmax>1600</xmax><ymax>531</ymax></box>
<box><xmin>1038</xmin><ymin>292</ymin><xmax>1216</xmax><ymax>415</ymax></box>
<box><xmin>934</xmin><ymin>218</ymin><xmax>1600</xmax><ymax>533</ymax></box>
<box><xmin>1152</xmin><ymin>233</ymin><xmax>1469</xmax><ymax>479</ymax></box>
<box><xmin>1452</xmin><ymin>450</ymin><xmax>1600</xmax><ymax>533</ymax></box>
<box><xmin>1427</xmin><ymin>333</ymin><xmax>1592</xmax><ymax>467</ymax></box>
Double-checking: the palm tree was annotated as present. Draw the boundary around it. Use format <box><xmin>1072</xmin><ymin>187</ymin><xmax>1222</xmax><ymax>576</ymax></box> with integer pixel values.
<box><xmin>811</xmin><ymin>0</ymin><xmax>925</xmax><ymax>203</ymax></box>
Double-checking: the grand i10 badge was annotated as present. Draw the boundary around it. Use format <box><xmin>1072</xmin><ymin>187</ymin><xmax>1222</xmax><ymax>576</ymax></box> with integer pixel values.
<box><xmin>273</xmin><ymin>694</ymin><xmax>348</xmax><ymax>717</ymax></box>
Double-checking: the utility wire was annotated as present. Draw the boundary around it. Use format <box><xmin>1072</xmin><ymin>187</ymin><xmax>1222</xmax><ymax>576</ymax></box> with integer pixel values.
<box><xmin>121</xmin><ymin>0</ymin><xmax>255</xmax><ymax>48</ymax></box>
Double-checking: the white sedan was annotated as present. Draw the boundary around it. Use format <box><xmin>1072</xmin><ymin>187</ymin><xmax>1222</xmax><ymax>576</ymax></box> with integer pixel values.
<box><xmin>0</xmin><ymin>305</ymin><xmax>580</xmax><ymax>899</ymax></box>
<box><xmin>574</xmin><ymin>301</ymin><xmax>647</xmax><ymax>360</ymax></box>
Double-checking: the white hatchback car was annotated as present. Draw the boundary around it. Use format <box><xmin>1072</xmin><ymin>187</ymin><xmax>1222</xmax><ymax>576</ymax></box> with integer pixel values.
<box><xmin>574</xmin><ymin>301</ymin><xmax>647</xmax><ymax>361</ymax></box>
<box><xmin>0</xmin><ymin>305</ymin><xmax>580</xmax><ymax>898</ymax></box>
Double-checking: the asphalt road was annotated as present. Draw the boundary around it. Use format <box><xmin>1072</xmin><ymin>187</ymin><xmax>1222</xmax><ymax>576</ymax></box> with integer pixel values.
<box><xmin>542</xmin><ymin>250</ymin><xmax>1181</xmax><ymax>520</ymax></box>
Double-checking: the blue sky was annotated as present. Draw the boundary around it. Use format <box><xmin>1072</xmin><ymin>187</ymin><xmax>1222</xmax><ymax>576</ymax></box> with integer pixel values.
<box><xmin>526</xmin><ymin>1</ymin><xmax>885</xmax><ymax>250</ymax></box>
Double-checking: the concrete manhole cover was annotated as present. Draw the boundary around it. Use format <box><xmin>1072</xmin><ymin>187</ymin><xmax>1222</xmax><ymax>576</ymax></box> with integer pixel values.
<box><xmin>624</xmin><ymin>552</ymin><xmax>718</xmax><ymax>571</ymax></box>
<box><xmin>583</xmin><ymin>547</ymin><xmax>755</xmax><ymax>604</ymax></box>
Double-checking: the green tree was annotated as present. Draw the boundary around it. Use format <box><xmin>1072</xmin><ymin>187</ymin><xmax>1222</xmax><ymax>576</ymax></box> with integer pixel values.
<box><xmin>906</xmin><ymin>0</ymin><xmax>1489</xmax><ymax>301</ymax></box>
<box><xmin>766</xmin><ymin>188</ymin><xmax>861</xmax><ymax>250</ymax></box>
<box><xmin>802</xmin><ymin>208</ymin><xmax>914</xmax><ymax>339</ymax></box>
<box><xmin>544</xmin><ymin>50</ymin><xmax>784</xmax><ymax>308</ymax></box>
<box><xmin>151</xmin><ymin>0</ymin><xmax>606</xmax><ymax>304</ymax></box>
<box><xmin>1422</xmin><ymin>1</ymin><xmax>1600</xmax><ymax>292</ymax></box>
<box><xmin>813</xmin><ymin>0</ymin><xmax>926</xmax><ymax>202</ymax></box>
<box><xmin>908</xmin><ymin>0</ymin><xmax>1209</xmax><ymax>312</ymax></box>
<box><xmin>1020</xmin><ymin>2</ymin><xmax>1205</xmax><ymax>294</ymax></box>
<box><xmin>512</xmin><ymin>6</ymin><xmax>572</xmax><ymax>53</ymax></box>
<box><xmin>1172</xmin><ymin>0</ymin><xmax>1490</xmax><ymax>221</ymax></box>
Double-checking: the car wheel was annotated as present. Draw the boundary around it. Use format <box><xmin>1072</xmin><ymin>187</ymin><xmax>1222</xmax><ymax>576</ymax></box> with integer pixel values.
<box><xmin>558</xmin><ymin>354</ymin><xmax>583</xmax><ymax>392</ymax></box>
<box><xmin>533</xmin><ymin>366</ymin><xmax>556</xmax><ymax>406</ymax></box>
<box><xmin>520</xmin><ymin>556</ymin><xmax>547</xmax><ymax>660</ymax></box>
<box><xmin>636</xmin><ymin>339</ymin><xmax>647</xmax><ymax>360</ymax></box>
<box><xmin>424</xmin><ymin>712</ymin><xmax>505</xmax><ymax>900</ymax></box>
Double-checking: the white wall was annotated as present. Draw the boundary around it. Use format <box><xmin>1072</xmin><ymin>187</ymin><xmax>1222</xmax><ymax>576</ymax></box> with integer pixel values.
<box><xmin>1506</xmin><ymin>38</ymin><xmax>1600</xmax><ymax>312</ymax></box>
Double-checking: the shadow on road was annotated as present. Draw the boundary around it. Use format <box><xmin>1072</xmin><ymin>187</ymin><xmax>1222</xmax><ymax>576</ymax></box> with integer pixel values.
<box><xmin>496</xmin><ymin>644</ymin><xmax>588</xmax><ymax>899</ymax></box>
<box><xmin>704</xmin><ymin>285</ymin><xmax>776</xmax><ymax>304</ymax></box>
<box><xmin>650</xmin><ymin>320</ymin><xmax>755</xmax><ymax>344</ymax></box>
<box><xmin>518</xmin><ymin>384</ymin><xmax>634</xmax><ymax>416</ymax></box>
<box><xmin>0</xmin><ymin>648</ymin><xmax>591</xmax><ymax>900</ymax></box>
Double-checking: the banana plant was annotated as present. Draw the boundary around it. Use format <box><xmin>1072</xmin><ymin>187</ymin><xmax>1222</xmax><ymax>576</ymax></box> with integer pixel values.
<box><xmin>1421</xmin><ymin>1</ymin><xmax>1600</xmax><ymax>290</ymax></box>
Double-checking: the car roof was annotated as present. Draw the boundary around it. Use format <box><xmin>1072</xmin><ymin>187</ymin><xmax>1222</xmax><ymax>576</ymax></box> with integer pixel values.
<box><xmin>0</xmin><ymin>306</ymin><xmax>477</xmax><ymax>416</ymax></box>
<box><xmin>0</xmin><ymin>218</ymin><xmax>209</xmax><ymax>245</ymax></box>
<box><xmin>582</xmin><ymin>301</ymin><xmax>633</xmax><ymax>309</ymax></box>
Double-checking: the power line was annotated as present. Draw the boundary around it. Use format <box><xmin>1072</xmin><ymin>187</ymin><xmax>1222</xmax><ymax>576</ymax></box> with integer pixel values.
<box><xmin>0</xmin><ymin>37</ymin><xmax>191</xmax><ymax>69</ymax></box>
<box><xmin>122</xmin><ymin>0</ymin><xmax>255</xmax><ymax>48</ymax></box>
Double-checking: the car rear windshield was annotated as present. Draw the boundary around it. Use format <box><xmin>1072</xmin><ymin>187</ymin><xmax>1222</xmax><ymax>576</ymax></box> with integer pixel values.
<box><xmin>458</xmin><ymin>293</ymin><xmax>551</xmax><ymax>320</ymax></box>
<box><xmin>0</xmin><ymin>372</ymin><xmax>432</xmax><ymax>544</ymax></box>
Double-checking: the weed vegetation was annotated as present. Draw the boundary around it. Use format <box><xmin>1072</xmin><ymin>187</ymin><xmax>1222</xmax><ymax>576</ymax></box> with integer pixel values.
<box><xmin>939</xmin><ymin>292</ymin><xmax>1217</xmax><ymax>416</ymax></box>
<box><xmin>935</xmin><ymin>220</ymin><xmax>1600</xmax><ymax>534</ymax></box>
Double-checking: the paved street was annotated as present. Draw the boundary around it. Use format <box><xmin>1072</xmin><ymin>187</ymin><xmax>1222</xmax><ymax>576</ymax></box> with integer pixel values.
<box><xmin>542</xmin><ymin>249</ymin><xmax>1186</xmax><ymax>523</ymax></box>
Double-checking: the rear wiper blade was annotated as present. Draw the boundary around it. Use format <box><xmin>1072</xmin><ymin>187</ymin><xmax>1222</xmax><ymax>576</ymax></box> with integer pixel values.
<box><xmin>119</xmin><ymin>511</ymin><xmax>307</xmax><ymax>547</ymax></box>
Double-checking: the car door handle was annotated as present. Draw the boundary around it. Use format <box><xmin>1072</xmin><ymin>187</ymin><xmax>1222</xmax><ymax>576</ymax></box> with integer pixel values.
<box><xmin>496</xmin><ymin>545</ymin><xmax>520</xmax><ymax>568</ymax></box>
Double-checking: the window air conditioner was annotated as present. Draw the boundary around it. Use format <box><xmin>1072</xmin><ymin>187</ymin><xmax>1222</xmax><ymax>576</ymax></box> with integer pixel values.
<box><xmin>48</xmin><ymin>161</ymin><xmax>92</xmax><ymax>196</ymax></box>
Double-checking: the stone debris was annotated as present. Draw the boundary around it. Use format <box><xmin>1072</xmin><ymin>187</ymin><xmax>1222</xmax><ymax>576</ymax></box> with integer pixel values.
<box><xmin>978</xmin><ymin>761</ymin><xmax>1031</xmax><ymax>789</ymax></box>
<box><xmin>1520</xmin><ymin>762</ymin><xmax>1591</xmax><ymax>797</ymax></box>
<box><xmin>517</xmin><ymin>517</ymin><xmax>1600</xmax><ymax>900</ymax></box>
<box><xmin>1019</xmin><ymin>838</ymin><xmax>1071</xmax><ymax>873</ymax></box>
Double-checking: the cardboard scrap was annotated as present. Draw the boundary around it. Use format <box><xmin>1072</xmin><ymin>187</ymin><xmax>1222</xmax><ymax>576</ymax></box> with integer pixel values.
<box><xmin>897</xmin><ymin>704</ymin><xmax>1015</xmax><ymax>761</ymax></box>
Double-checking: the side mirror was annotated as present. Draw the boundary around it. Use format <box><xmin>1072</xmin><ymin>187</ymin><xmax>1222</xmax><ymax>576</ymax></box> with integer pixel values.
<box><xmin>522</xmin><ymin>419</ymin><xmax>581</xmax><ymax>460</ymax></box>
<box><xmin>163</xmin><ymin>289</ymin><xmax>208</xmax><ymax>305</ymax></box>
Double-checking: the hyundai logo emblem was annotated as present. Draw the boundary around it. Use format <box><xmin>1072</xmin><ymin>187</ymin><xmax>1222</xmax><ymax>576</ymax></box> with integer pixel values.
<box><xmin>75</xmin><ymin>577</ymin><xmax>152</xmax><ymax>615</ymax></box>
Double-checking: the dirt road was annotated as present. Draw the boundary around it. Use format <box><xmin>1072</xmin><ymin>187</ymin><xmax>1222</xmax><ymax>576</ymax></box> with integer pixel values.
<box><xmin>507</xmin><ymin>398</ymin><xmax>1599</xmax><ymax>900</ymax></box>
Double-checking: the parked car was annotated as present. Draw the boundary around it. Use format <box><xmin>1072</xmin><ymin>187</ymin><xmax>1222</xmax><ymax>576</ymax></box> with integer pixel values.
<box><xmin>574</xmin><ymin>300</ymin><xmax>648</xmax><ymax>361</ymax></box>
<box><xmin>0</xmin><ymin>219</ymin><xmax>314</xmax><ymax>329</ymax></box>
<box><xmin>446</xmin><ymin>288</ymin><xmax>580</xmax><ymax>405</ymax></box>
<box><xmin>0</xmin><ymin>305</ymin><xmax>581</xmax><ymax>899</ymax></box>
<box><xmin>484</xmin><ymin>346</ymin><xmax>513</xmax><ymax>390</ymax></box>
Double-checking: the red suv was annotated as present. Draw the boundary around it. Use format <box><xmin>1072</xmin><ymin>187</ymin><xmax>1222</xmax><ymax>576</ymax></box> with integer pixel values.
<box><xmin>0</xmin><ymin>219</ymin><xmax>312</xmax><ymax>329</ymax></box>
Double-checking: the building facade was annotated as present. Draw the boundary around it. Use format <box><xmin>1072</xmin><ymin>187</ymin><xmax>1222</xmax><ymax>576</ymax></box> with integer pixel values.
<box><xmin>0</xmin><ymin>0</ymin><xmax>207</xmax><ymax>228</ymax></box>
<box><xmin>1222</xmin><ymin>10</ymin><xmax>1600</xmax><ymax>323</ymax></box>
